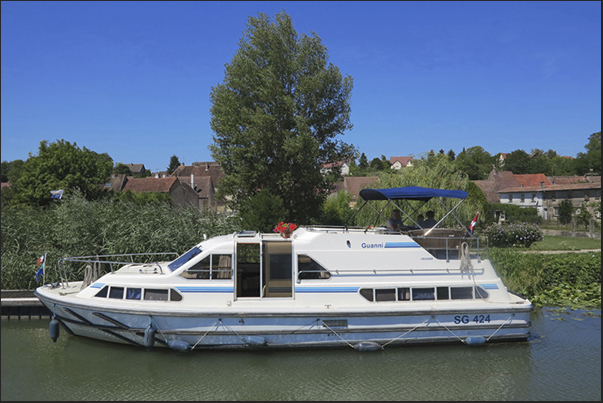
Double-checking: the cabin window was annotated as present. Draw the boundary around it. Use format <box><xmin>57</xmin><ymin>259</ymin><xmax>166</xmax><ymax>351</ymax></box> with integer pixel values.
<box><xmin>398</xmin><ymin>288</ymin><xmax>410</xmax><ymax>301</ymax></box>
<box><xmin>359</xmin><ymin>288</ymin><xmax>374</xmax><ymax>301</ymax></box>
<box><xmin>109</xmin><ymin>286</ymin><xmax>124</xmax><ymax>299</ymax></box>
<box><xmin>412</xmin><ymin>288</ymin><xmax>435</xmax><ymax>300</ymax></box>
<box><xmin>144</xmin><ymin>289</ymin><xmax>169</xmax><ymax>301</ymax></box>
<box><xmin>451</xmin><ymin>287</ymin><xmax>474</xmax><ymax>299</ymax></box>
<box><xmin>436</xmin><ymin>287</ymin><xmax>449</xmax><ymax>300</ymax></box>
<box><xmin>298</xmin><ymin>254</ymin><xmax>331</xmax><ymax>280</ymax></box>
<box><xmin>170</xmin><ymin>289</ymin><xmax>183</xmax><ymax>302</ymax></box>
<box><xmin>180</xmin><ymin>254</ymin><xmax>233</xmax><ymax>280</ymax></box>
<box><xmin>95</xmin><ymin>286</ymin><xmax>108</xmax><ymax>298</ymax></box>
<box><xmin>126</xmin><ymin>288</ymin><xmax>141</xmax><ymax>300</ymax></box>
<box><xmin>474</xmin><ymin>286</ymin><xmax>489</xmax><ymax>299</ymax></box>
<box><xmin>375</xmin><ymin>289</ymin><xmax>396</xmax><ymax>301</ymax></box>
<box><xmin>360</xmin><ymin>286</ymin><xmax>487</xmax><ymax>302</ymax></box>
<box><xmin>168</xmin><ymin>246</ymin><xmax>202</xmax><ymax>272</ymax></box>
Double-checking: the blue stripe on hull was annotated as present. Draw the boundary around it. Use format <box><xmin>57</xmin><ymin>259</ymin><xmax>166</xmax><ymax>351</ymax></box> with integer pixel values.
<box><xmin>384</xmin><ymin>242</ymin><xmax>420</xmax><ymax>248</ymax></box>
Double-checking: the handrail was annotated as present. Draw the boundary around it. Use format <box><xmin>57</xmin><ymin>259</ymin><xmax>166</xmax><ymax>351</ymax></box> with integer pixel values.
<box><xmin>56</xmin><ymin>252</ymin><xmax>179</xmax><ymax>289</ymax></box>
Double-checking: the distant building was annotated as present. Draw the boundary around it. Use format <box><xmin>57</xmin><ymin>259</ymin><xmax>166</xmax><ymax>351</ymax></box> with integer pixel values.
<box><xmin>105</xmin><ymin>175</ymin><xmax>199</xmax><ymax>208</ymax></box>
<box><xmin>474</xmin><ymin>169</ymin><xmax>601</xmax><ymax>222</ymax></box>
<box><xmin>389</xmin><ymin>156</ymin><xmax>414</xmax><ymax>170</ymax></box>
<box><xmin>321</xmin><ymin>161</ymin><xmax>350</xmax><ymax>176</ymax></box>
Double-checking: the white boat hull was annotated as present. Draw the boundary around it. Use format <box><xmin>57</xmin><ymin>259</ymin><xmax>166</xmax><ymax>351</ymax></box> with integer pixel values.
<box><xmin>36</xmin><ymin>287</ymin><xmax>531</xmax><ymax>350</ymax></box>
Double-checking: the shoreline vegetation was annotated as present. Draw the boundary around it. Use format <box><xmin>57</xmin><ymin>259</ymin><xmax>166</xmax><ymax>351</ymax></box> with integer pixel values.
<box><xmin>1</xmin><ymin>196</ymin><xmax>600</xmax><ymax>309</ymax></box>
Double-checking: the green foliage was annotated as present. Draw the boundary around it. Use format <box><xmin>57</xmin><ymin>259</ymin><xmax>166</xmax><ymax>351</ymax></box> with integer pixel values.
<box><xmin>558</xmin><ymin>199</ymin><xmax>574</xmax><ymax>224</ymax></box>
<box><xmin>238</xmin><ymin>188</ymin><xmax>286</xmax><ymax>232</ymax></box>
<box><xmin>0</xmin><ymin>192</ymin><xmax>241</xmax><ymax>290</ymax></box>
<box><xmin>6</xmin><ymin>140</ymin><xmax>114</xmax><ymax>207</ymax></box>
<box><xmin>320</xmin><ymin>190</ymin><xmax>355</xmax><ymax>226</ymax></box>
<box><xmin>574</xmin><ymin>131</ymin><xmax>601</xmax><ymax>175</ymax></box>
<box><xmin>454</xmin><ymin>146</ymin><xmax>495</xmax><ymax>180</ymax></box>
<box><xmin>488</xmin><ymin>203</ymin><xmax>542</xmax><ymax>224</ymax></box>
<box><xmin>490</xmin><ymin>248</ymin><xmax>601</xmax><ymax>308</ymax></box>
<box><xmin>209</xmin><ymin>11</ymin><xmax>354</xmax><ymax>225</ymax></box>
<box><xmin>482</xmin><ymin>223</ymin><xmax>544</xmax><ymax>247</ymax></box>
<box><xmin>575</xmin><ymin>201</ymin><xmax>593</xmax><ymax>229</ymax></box>
<box><xmin>115</xmin><ymin>190</ymin><xmax>172</xmax><ymax>204</ymax></box>
<box><xmin>167</xmin><ymin>155</ymin><xmax>180</xmax><ymax>175</ymax></box>
<box><xmin>354</xmin><ymin>153</ymin><xmax>485</xmax><ymax>228</ymax></box>
<box><xmin>358</xmin><ymin>153</ymin><xmax>368</xmax><ymax>169</ymax></box>
<box><xmin>1</xmin><ymin>159</ymin><xmax>25</xmax><ymax>183</ymax></box>
<box><xmin>501</xmin><ymin>149</ymin><xmax>530</xmax><ymax>174</ymax></box>
<box><xmin>113</xmin><ymin>163</ymin><xmax>133</xmax><ymax>175</ymax></box>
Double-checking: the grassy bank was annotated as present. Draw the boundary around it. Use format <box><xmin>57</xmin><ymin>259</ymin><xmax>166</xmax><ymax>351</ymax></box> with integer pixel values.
<box><xmin>490</xmin><ymin>248</ymin><xmax>600</xmax><ymax>309</ymax></box>
<box><xmin>526</xmin><ymin>235</ymin><xmax>601</xmax><ymax>251</ymax></box>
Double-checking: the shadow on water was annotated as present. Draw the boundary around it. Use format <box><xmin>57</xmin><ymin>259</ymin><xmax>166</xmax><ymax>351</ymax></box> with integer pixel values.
<box><xmin>1</xmin><ymin>307</ymin><xmax>600</xmax><ymax>401</ymax></box>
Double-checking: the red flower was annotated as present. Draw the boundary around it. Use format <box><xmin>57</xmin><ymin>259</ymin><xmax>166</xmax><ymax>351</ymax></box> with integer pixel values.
<box><xmin>273</xmin><ymin>222</ymin><xmax>297</xmax><ymax>234</ymax></box>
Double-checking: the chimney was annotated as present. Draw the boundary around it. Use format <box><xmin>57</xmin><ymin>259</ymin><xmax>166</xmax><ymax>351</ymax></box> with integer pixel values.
<box><xmin>540</xmin><ymin>181</ymin><xmax>545</xmax><ymax>189</ymax></box>
<box><xmin>191</xmin><ymin>174</ymin><xmax>194</xmax><ymax>188</ymax></box>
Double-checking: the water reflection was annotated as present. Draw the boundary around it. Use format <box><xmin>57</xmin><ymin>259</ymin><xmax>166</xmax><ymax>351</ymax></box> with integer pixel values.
<box><xmin>1</xmin><ymin>307</ymin><xmax>600</xmax><ymax>401</ymax></box>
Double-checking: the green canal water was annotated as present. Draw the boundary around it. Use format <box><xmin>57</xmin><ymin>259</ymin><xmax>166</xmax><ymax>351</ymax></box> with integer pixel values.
<box><xmin>1</xmin><ymin>306</ymin><xmax>600</xmax><ymax>401</ymax></box>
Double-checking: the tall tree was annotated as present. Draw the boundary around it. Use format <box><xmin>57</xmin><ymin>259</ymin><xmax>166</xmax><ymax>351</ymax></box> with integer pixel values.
<box><xmin>209</xmin><ymin>11</ymin><xmax>354</xmax><ymax>224</ymax></box>
<box><xmin>575</xmin><ymin>131</ymin><xmax>601</xmax><ymax>175</ymax></box>
<box><xmin>167</xmin><ymin>155</ymin><xmax>180</xmax><ymax>175</ymax></box>
<box><xmin>8</xmin><ymin>140</ymin><xmax>113</xmax><ymax>207</ymax></box>
<box><xmin>502</xmin><ymin>149</ymin><xmax>530</xmax><ymax>174</ymax></box>
<box><xmin>454</xmin><ymin>146</ymin><xmax>495</xmax><ymax>180</ymax></box>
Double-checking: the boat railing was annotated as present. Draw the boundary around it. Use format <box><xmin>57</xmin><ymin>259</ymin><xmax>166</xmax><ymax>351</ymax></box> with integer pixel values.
<box><xmin>407</xmin><ymin>229</ymin><xmax>487</xmax><ymax>263</ymax></box>
<box><xmin>56</xmin><ymin>252</ymin><xmax>179</xmax><ymax>289</ymax></box>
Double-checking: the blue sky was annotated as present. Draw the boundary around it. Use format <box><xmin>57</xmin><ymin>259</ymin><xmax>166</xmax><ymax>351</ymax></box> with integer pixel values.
<box><xmin>1</xmin><ymin>1</ymin><xmax>601</xmax><ymax>173</ymax></box>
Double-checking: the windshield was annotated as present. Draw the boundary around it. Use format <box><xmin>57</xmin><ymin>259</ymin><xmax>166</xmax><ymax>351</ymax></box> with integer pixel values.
<box><xmin>168</xmin><ymin>246</ymin><xmax>202</xmax><ymax>272</ymax></box>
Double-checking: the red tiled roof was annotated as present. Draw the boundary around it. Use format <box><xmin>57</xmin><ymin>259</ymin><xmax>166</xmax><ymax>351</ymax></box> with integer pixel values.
<box><xmin>513</xmin><ymin>174</ymin><xmax>551</xmax><ymax>188</ymax></box>
<box><xmin>390</xmin><ymin>156</ymin><xmax>414</xmax><ymax>166</ymax></box>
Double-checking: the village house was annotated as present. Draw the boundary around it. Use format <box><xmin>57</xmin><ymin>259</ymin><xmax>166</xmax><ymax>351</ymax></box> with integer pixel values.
<box><xmin>105</xmin><ymin>175</ymin><xmax>199</xmax><ymax>208</ymax></box>
<box><xmin>170</xmin><ymin>161</ymin><xmax>226</xmax><ymax>212</ymax></box>
<box><xmin>320</xmin><ymin>161</ymin><xmax>350</xmax><ymax>176</ymax></box>
<box><xmin>389</xmin><ymin>156</ymin><xmax>414</xmax><ymax>170</ymax></box>
<box><xmin>474</xmin><ymin>169</ymin><xmax>601</xmax><ymax>222</ymax></box>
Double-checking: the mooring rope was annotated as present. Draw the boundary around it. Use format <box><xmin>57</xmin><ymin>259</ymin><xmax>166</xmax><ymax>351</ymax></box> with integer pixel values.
<box><xmin>190</xmin><ymin>320</ymin><xmax>221</xmax><ymax>350</ymax></box>
<box><xmin>321</xmin><ymin>322</ymin><xmax>355</xmax><ymax>349</ymax></box>
<box><xmin>381</xmin><ymin>317</ymin><xmax>431</xmax><ymax>348</ymax></box>
<box><xmin>485</xmin><ymin>314</ymin><xmax>515</xmax><ymax>341</ymax></box>
<box><xmin>431</xmin><ymin>316</ymin><xmax>464</xmax><ymax>343</ymax></box>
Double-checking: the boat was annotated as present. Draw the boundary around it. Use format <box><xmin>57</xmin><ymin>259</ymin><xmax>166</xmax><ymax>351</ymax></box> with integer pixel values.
<box><xmin>35</xmin><ymin>186</ymin><xmax>532</xmax><ymax>351</ymax></box>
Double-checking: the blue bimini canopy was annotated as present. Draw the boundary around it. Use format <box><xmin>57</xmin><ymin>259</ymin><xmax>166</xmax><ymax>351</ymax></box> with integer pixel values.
<box><xmin>359</xmin><ymin>186</ymin><xmax>468</xmax><ymax>202</ymax></box>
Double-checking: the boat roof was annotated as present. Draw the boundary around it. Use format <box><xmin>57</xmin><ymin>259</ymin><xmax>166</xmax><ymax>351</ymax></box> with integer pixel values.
<box><xmin>359</xmin><ymin>186</ymin><xmax>468</xmax><ymax>202</ymax></box>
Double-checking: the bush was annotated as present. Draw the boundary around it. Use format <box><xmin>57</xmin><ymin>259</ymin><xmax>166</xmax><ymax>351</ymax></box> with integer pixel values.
<box><xmin>1</xmin><ymin>192</ymin><xmax>241</xmax><ymax>290</ymax></box>
<box><xmin>482</xmin><ymin>223</ymin><xmax>544</xmax><ymax>247</ymax></box>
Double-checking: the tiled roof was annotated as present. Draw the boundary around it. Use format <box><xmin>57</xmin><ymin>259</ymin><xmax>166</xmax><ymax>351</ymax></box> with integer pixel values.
<box><xmin>122</xmin><ymin>177</ymin><xmax>178</xmax><ymax>193</ymax></box>
<box><xmin>390</xmin><ymin>156</ymin><xmax>414</xmax><ymax>166</ymax></box>
<box><xmin>343</xmin><ymin>176</ymin><xmax>380</xmax><ymax>201</ymax></box>
<box><xmin>500</xmin><ymin>181</ymin><xmax>601</xmax><ymax>193</ymax></box>
<box><xmin>473</xmin><ymin>180</ymin><xmax>501</xmax><ymax>204</ymax></box>
<box><xmin>172</xmin><ymin>163</ymin><xmax>224</xmax><ymax>186</ymax></box>
<box><xmin>513</xmin><ymin>174</ymin><xmax>551</xmax><ymax>188</ymax></box>
<box><xmin>549</xmin><ymin>175</ymin><xmax>601</xmax><ymax>185</ymax></box>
